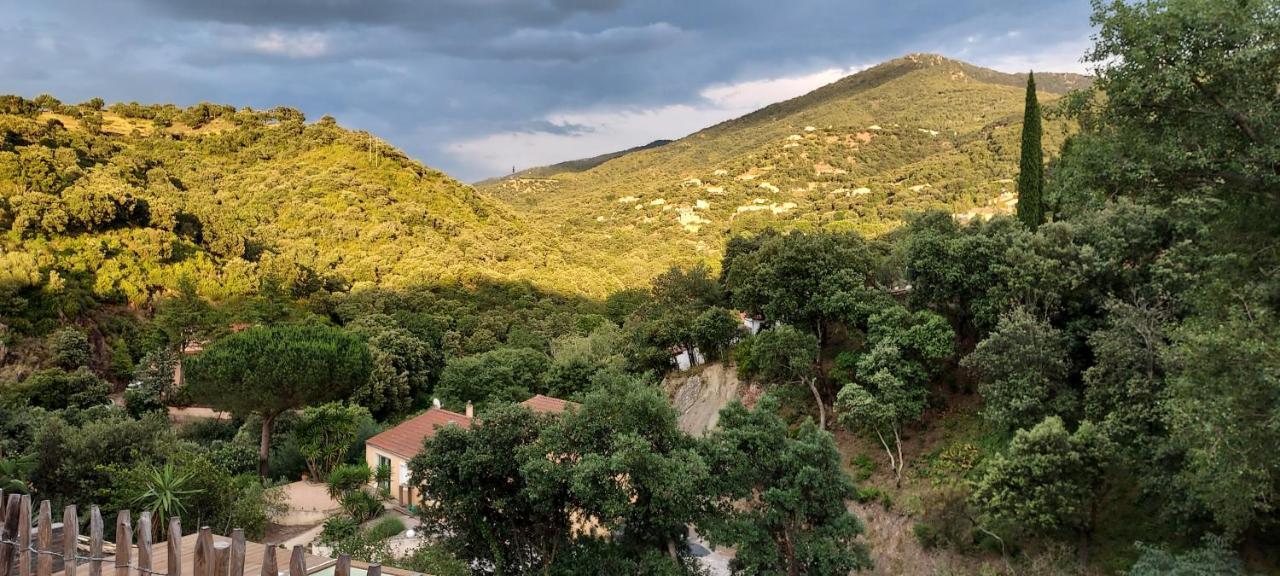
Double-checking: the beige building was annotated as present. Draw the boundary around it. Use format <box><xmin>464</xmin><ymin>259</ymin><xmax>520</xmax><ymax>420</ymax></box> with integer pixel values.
<box><xmin>364</xmin><ymin>406</ymin><xmax>473</xmax><ymax>507</ymax></box>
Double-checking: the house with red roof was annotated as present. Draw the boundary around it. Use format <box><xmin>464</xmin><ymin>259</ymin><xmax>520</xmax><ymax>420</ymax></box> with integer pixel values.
<box><xmin>364</xmin><ymin>404</ymin><xmax>473</xmax><ymax>507</ymax></box>
<box><xmin>365</xmin><ymin>394</ymin><xmax>577</xmax><ymax>507</ymax></box>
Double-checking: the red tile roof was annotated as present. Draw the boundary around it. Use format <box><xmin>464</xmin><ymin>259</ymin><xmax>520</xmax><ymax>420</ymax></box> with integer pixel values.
<box><xmin>365</xmin><ymin>408</ymin><xmax>472</xmax><ymax>459</ymax></box>
<box><xmin>520</xmin><ymin>394</ymin><xmax>579</xmax><ymax>414</ymax></box>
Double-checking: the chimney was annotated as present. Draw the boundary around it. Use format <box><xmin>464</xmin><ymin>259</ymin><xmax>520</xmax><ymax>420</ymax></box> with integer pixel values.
<box><xmin>465</xmin><ymin>401</ymin><xmax>474</xmax><ymax>419</ymax></box>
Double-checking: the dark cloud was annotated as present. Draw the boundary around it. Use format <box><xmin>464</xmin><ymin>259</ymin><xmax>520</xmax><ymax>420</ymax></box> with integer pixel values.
<box><xmin>1</xmin><ymin>0</ymin><xmax>1095</xmax><ymax>180</ymax></box>
<box><xmin>120</xmin><ymin>0</ymin><xmax>626</xmax><ymax>29</ymax></box>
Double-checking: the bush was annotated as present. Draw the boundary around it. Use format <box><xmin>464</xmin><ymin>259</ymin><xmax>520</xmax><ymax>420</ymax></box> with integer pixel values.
<box><xmin>850</xmin><ymin>453</ymin><xmax>876</xmax><ymax>482</ymax></box>
<box><xmin>328</xmin><ymin>463</ymin><xmax>372</xmax><ymax>498</ymax></box>
<box><xmin>340</xmin><ymin>489</ymin><xmax>383</xmax><ymax>523</ymax></box>
<box><xmin>367</xmin><ymin>516</ymin><xmax>405</xmax><ymax>540</ymax></box>
<box><xmin>394</xmin><ymin>544</ymin><xmax>470</xmax><ymax>576</ymax></box>
<box><xmin>209</xmin><ymin>442</ymin><xmax>259</xmax><ymax>476</ymax></box>
<box><xmin>319</xmin><ymin>515</ymin><xmax>360</xmax><ymax>544</ymax></box>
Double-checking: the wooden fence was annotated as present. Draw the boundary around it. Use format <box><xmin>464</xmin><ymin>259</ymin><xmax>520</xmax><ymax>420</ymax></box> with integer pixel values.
<box><xmin>0</xmin><ymin>492</ymin><xmax>379</xmax><ymax>576</ymax></box>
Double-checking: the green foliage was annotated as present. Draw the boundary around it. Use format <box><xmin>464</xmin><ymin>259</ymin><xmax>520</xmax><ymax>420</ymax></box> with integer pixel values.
<box><xmin>736</xmin><ymin>325</ymin><xmax>818</xmax><ymax>384</ymax></box>
<box><xmin>972</xmin><ymin>417</ymin><xmax>1109</xmax><ymax>542</ymax></box>
<box><xmin>435</xmin><ymin>346</ymin><xmax>550</xmax><ymax>409</ymax></box>
<box><xmin>1127</xmin><ymin>536</ymin><xmax>1244</xmax><ymax>576</ymax></box>
<box><xmin>701</xmin><ymin>397</ymin><xmax>872</xmax><ymax>575</ymax></box>
<box><xmin>340</xmin><ymin>489</ymin><xmax>384</xmax><ymax>523</ymax></box>
<box><xmin>723</xmin><ymin>230</ymin><xmax>874</xmax><ymax>340</ymax></box>
<box><xmin>184</xmin><ymin>323</ymin><xmax>371</xmax><ymax>477</ymax></box>
<box><xmin>30</xmin><ymin>411</ymin><xmax>173</xmax><ymax>508</ymax></box>
<box><xmin>962</xmin><ymin>308</ymin><xmax>1072</xmax><ymax>433</ymax></box>
<box><xmin>690</xmin><ymin>306</ymin><xmax>742</xmax><ymax>361</ymax></box>
<box><xmin>327</xmin><ymin>463</ymin><xmax>372</xmax><ymax>500</ymax></box>
<box><xmin>410</xmin><ymin>403</ymin><xmax>562</xmax><ymax>574</ymax></box>
<box><xmin>4</xmin><ymin>367</ymin><xmax>109</xmax><ymax>411</ymax></box>
<box><xmin>1016</xmin><ymin>72</ymin><xmax>1045</xmax><ymax>227</ymax></box>
<box><xmin>294</xmin><ymin>403</ymin><xmax>370</xmax><ymax>481</ymax></box>
<box><xmin>47</xmin><ymin>327</ymin><xmax>90</xmax><ymax>369</ymax></box>
<box><xmin>132</xmin><ymin>463</ymin><xmax>201</xmax><ymax>530</ymax></box>
<box><xmin>1165</xmin><ymin>310</ymin><xmax>1279</xmax><ymax>536</ymax></box>
<box><xmin>367</xmin><ymin>516</ymin><xmax>406</xmax><ymax>540</ymax></box>
<box><xmin>393</xmin><ymin>544</ymin><xmax>471</xmax><ymax>576</ymax></box>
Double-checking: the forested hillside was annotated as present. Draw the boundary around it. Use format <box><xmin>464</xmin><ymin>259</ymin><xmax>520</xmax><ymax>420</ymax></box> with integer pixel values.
<box><xmin>482</xmin><ymin>55</ymin><xmax>1089</xmax><ymax>265</ymax></box>
<box><xmin>0</xmin><ymin>99</ymin><xmax>627</xmax><ymax>337</ymax></box>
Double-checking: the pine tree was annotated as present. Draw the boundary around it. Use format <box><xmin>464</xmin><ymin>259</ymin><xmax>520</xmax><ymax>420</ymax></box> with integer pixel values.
<box><xmin>1016</xmin><ymin>72</ymin><xmax>1044</xmax><ymax>227</ymax></box>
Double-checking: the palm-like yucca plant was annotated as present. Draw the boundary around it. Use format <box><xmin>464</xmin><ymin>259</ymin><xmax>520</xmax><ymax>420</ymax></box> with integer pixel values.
<box><xmin>133</xmin><ymin>464</ymin><xmax>202</xmax><ymax>531</ymax></box>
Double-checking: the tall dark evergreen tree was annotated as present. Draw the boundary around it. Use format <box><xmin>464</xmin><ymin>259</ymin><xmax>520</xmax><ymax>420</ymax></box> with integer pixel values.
<box><xmin>1017</xmin><ymin>71</ymin><xmax>1044</xmax><ymax>227</ymax></box>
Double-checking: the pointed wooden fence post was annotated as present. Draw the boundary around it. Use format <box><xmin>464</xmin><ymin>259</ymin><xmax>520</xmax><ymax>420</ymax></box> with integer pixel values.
<box><xmin>17</xmin><ymin>495</ymin><xmax>31</xmax><ymax>576</ymax></box>
<box><xmin>62</xmin><ymin>506</ymin><xmax>78</xmax><ymax>576</ymax></box>
<box><xmin>193</xmin><ymin>528</ymin><xmax>212</xmax><ymax>576</ymax></box>
<box><xmin>136</xmin><ymin>512</ymin><xmax>153</xmax><ymax>576</ymax></box>
<box><xmin>287</xmin><ymin>546</ymin><xmax>305</xmax><ymax>576</ymax></box>
<box><xmin>228</xmin><ymin>530</ymin><xmax>245</xmax><ymax>576</ymax></box>
<box><xmin>257</xmin><ymin>545</ymin><xmax>275</xmax><ymax>576</ymax></box>
<box><xmin>334</xmin><ymin>556</ymin><xmax>349</xmax><ymax>576</ymax></box>
<box><xmin>113</xmin><ymin>511</ymin><xmax>131</xmax><ymax>576</ymax></box>
<box><xmin>166</xmin><ymin>519</ymin><xmax>181</xmax><ymax>576</ymax></box>
<box><xmin>35</xmin><ymin>501</ymin><xmax>52</xmax><ymax>576</ymax></box>
<box><xmin>0</xmin><ymin>493</ymin><xmax>20</xmax><ymax>576</ymax></box>
<box><xmin>87</xmin><ymin>507</ymin><xmax>103</xmax><ymax>576</ymax></box>
<box><xmin>365</xmin><ymin>565</ymin><xmax>380</xmax><ymax>576</ymax></box>
<box><xmin>212</xmin><ymin>543</ymin><xmax>229</xmax><ymax>576</ymax></box>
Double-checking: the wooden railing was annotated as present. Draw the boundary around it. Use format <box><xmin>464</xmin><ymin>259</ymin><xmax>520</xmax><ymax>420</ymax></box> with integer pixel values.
<box><xmin>0</xmin><ymin>493</ymin><xmax>378</xmax><ymax>576</ymax></box>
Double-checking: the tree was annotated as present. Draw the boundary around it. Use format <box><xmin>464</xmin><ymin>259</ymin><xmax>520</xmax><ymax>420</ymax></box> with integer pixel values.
<box><xmin>836</xmin><ymin>370</ymin><xmax>924</xmax><ymax>489</ymax></box>
<box><xmin>525</xmin><ymin>381</ymin><xmax>710</xmax><ymax>568</ymax></box>
<box><xmin>702</xmin><ymin>397</ymin><xmax>872</xmax><ymax>575</ymax></box>
<box><xmin>152</xmin><ymin>277</ymin><xmax>221</xmax><ymax>354</ymax></box>
<box><xmin>691</xmin><ymin>306</ymin><xmax>743</xmax><ymax>361</ymax></box>
<box><xmin>736</xmin><ymin>326</ymin><xmax>826</xmax><ymax>428</ymax></box>
<box><xmin>7</xmin><ymin>367</ymin><xmax>109</xmax><ymax>410</ymax></box>
<box><xmin>47</xmin><ymin>327</ymin><xmax>90</xmax><ymax>369</ymax></box>
<box><xmin>962</xmin><ymin>308</ymin><xmax>1072</xmax><ymax>433</ymax></box>
<box><xmin>434</xmin><ymin>347</ymin><xmax>550</xmax><ymax>409</ymax></box>
<box><xmin>184</xmin><ymin>324</ymin><xmax>371</xmax><ymax>479</ymax></box>
<box><xmin>835</xmin><ymin>305</ymin><xmax>954</xmax><ymax>485</ymax></box>
<box><xmin>1016</xmin><ymin>72</ymin><xmax>1044</xmax><ymax>227</ymax></box>
<box><xmin>1165</xmin><ymin>312</ymin><xmax>1280</xmax><ymax>536</ymax></box>
<box><xmin>723</xmin><ymin>230</ymin><xmax>874</xmax><ymax>344</ymax></box>
<box><xmin>410</xmin><ymin>404</ymin><xmax>564</xmax><ymax>574</ymax></box>
<box><xmin>971</xmin><ymin>416</ymin><xmax>1109</xmax><ymax>566</ymax></box>
<box><xmin>348</xmin><ymin>315</ymin><xmax>438</xmax><ymax>419</ymax></box>
<box><xmin>294</xmin><ymin>403</ymin><xmax>371</xmax><ymax>481</ymax></box>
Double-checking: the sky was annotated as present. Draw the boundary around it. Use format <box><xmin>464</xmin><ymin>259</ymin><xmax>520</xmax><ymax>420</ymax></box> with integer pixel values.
<box><xmin>0</xmin><ymin>0</ymin><xmax>1096</xmax><ymax>181</ymax></box>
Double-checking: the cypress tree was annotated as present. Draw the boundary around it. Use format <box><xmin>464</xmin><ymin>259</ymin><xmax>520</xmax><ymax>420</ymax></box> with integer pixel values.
<box><xmin>1016</xmin><ymin>71</ymin><xmax>1044</xmax><ymax>227</ymax></box>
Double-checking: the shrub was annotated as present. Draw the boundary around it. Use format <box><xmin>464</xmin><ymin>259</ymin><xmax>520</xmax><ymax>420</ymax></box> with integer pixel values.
<box><xmin>367</xmin><ymin>516</ymin><xmax>405</xmax><ymax>540</ymax></box>
<box><xmin>394</xmin><ymin>544</ymin><xmax>470</xmax><ymax>576</ymax></box>
<box><xmin>850</xmin><ymin>453</ymin><xmax>876</xmax><ymax>482</ymax></box>
<box><xmin>340</xmin><ymin>489</ymin><xmax>383</xmax><ymax>523</ymax></box>
<box><xmin>319</xmin><ymin>515</ymin><xmax>360</xmax><ymax>544</ymax></box>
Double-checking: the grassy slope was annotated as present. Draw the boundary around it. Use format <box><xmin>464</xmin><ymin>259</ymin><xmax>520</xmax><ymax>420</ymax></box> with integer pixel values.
<box><xmin>482</xmin><ymin>54</ymin><xmax>1088</xmax><ymax>282</ymax></box>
